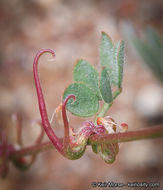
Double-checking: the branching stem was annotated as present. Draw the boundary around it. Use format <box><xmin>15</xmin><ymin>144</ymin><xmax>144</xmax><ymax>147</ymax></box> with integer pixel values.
<box><xmin>95</xmin><ymin>88</ymin><xmax>122</xmax><ymax>119</ymax></box>
<box><xmin>10</xmin><ymin>141</ymin><xmax>53</xmax><ymax>158</ymax></box>
<box><xmin>96</xmin><ymin>103</ymin><xmax>112</xmax><ymax>118</ymax></box>
<box><xmin>9</xmin><ymin>125</ymin><xmax>163</xmax><ymax>159</ymax></box>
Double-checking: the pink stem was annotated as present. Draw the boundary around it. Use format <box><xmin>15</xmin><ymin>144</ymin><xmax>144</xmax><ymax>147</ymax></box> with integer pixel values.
<box><xmin>29</xmin><ymin>121</ymin><xmax>45</xmax><ymax>164</ymax></box>
<box><xmin>9</xmin><ymin>141</ymin><xmax>53</xmax><ymax>158</ymax></box>
<box><xmin>33</xmin><ymin>49</ymin><xmax>63</xmax><ymax>155</ymax></box>
<box><xmin>89</xmin><ymin>125</ymin><xmax>163</xmax><ymax>144</ymax></box>
<box><xmin>62</xmin><ymin>94</ymin><xmax>76</xmax><ymax>149</ymax></box>
<box><xmin>9</xmin><ymin>125</ymin><xmax>163</xmax><ymax>159</ymax></box>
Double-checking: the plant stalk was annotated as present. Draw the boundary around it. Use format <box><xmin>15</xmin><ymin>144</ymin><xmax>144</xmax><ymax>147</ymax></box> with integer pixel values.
<box><xmin>96</xmin><ymin>103</ymin><xmax>112</xmax><ymax>118</ymax></box>
<box><xmin>89</xmin><ymin>125</ymin><xmax>163</xmax><ymax>145</ymax></box>
<box><xmin>9</xmin><ymin>125</ymin><xmax>163</xmax><ymax>159</ymax></box>
<box><xmin>10</xmin><ymin>141</ymin><xmax>53</xmax><ymax>159</ymax></box>
<box><xmin>96</xmin><ymin>88</ymin><xmax>122</xmax><ymax>119</ymax></box>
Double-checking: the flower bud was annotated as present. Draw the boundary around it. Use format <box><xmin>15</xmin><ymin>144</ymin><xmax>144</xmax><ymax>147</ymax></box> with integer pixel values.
<box><xmin>98</xmin><ymin>143</ymin><xmax>119</xmax><ymax>164</ymax></box>
<box><xmin>65</xmin><ymin>121</ymin><xmax>95</xmax><ymax>160</ymax></box>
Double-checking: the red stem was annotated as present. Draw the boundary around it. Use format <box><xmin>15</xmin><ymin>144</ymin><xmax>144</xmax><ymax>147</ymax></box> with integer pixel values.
<box><xmin>89</xmin><ymin>125</ymin><xmax>163</xmax><ymax>144</ymax></box>
<box><xmin>62</xmin><ymin>95</ymin><xmax>76</xmax><ymax>149</ymax></box>
<box><xmin>9</xmin><ymin>141</ymin><xmax>53</xmax><ymax>158</ymax></box>
<box><xmin>29</xmin><ymin>121</ymin><xmax>45</xmax><ymax>164</ymax></box>
<box><xmin>33</xmin><ymin>49</ymin><xmax>63</xmax><ymax>155</ymax></box>
<box><xmin>9</xmin><ymin>125</ymin><xmax>163</xmax><ymax>159</ymax></box>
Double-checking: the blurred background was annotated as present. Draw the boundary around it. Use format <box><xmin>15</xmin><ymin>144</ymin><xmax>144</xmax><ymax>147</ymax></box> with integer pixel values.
<box><xmin>0</xmin><ymin>0</ymin><xmax>163</xmax><ymax>189</ymax></box>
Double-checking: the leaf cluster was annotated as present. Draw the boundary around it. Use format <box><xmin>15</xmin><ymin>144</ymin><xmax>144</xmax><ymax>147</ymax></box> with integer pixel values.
<box><xmin>63</xmin><ymin>32</ymin><xmax>125</xmax><ymax>117</ymax></box>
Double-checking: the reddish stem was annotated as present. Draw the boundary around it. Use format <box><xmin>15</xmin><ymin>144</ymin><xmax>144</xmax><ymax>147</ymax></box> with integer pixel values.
<box><xmin>33</xmin><ymin>49</ymin><xmax>63</xmax><ymax>155</ymax></box>
<box><xmin>9</xmin><ymin>125</ymin><xmax>163</xmax><ymax>159</ymax></box>
<box><xmin>9</xmin><ymin>141</ymin><xmax>53</xmax><ymax>158</ymax></box>
<box><xmin>62</xmin><ymin>95</ymin><xmax>76</xmax><ymax>150</ymax></box>
<box><xmin>28</xmin><ymin>121</ymin><xmax>45</xmax><ymax>165</ymax></box>
<box><xmin>89</xmin><ymin>125</ymin><xmax>163</xmax><ymax>145</ymax></box>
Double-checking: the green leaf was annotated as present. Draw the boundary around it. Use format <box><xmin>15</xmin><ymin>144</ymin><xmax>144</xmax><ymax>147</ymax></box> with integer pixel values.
<box><xmin>73</xmin><ymin>59</ymin><xmax>101</xmax><ymax>100</ymax></box>
<box><xmin>122</xmin><ymin>24</ymin><xmax>163</xmax><ymax>83</ymax></box>
<box><xmin>100</xmin><ymin>32</ymin><xmax>124</xmax><ymax>87</ymax></box>
<box><xmin>117</xmin><ymin>40</ymin><xmax>125</xmax><ymax>88</ymax></box>
<box><xmin>112</xmin><ymin>41</ymin><xmax>125</xmax><ymax>88</ymax></box>
<box><xmin>145</xmin><ymin>27</ymin><xmax>163</xmax><ymax>52</ymax></box>
<box><xmin>133</xmin><ymin>38</ymin><xmax>163</xmax><ymax>83</ymax></box>
<box><xmin>100</xmin><ymin>32</ymin><xmax>114</xmax><ymax>72</ymax></box>
<box><xmin>100</xmin><ymin>68</ymin><xmax>112</xmax><ymax>103</ymax></box>
<box><xmin>63</xmin><ymin>83</ymin><xmax>99</xmax><ymax>117</ymax></box>
<box><xmin>112</xmin><ymin>41</ymin><xmax>120</xmax><ymax>86</ymax></box>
